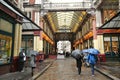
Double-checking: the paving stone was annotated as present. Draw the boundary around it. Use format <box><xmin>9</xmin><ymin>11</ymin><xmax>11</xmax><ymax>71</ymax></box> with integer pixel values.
<box><xmin>36</xmin><ymin>58</ymin><xmax>111</xmax><ymax>80</ymax></box>
<box><xmin>0</xmin><ymin>58</ymin><xmax>119</xmax><ymax>80</ymax></box>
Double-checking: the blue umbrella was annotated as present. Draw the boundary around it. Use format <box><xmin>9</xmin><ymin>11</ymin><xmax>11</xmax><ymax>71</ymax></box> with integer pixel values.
<box><xmin>88</xmin><ymin>48</ymin><xmax>100</xmax><ymax>55</ymax></box>
<box><xmin>82</xmin><ymin>49</ymin><xmax>89</xmax><ymax>54</ymax></box>
<box><xmin>71</xmin><ymin>49</ymin><xmax>82</xmax><ymax>58</ymax></box>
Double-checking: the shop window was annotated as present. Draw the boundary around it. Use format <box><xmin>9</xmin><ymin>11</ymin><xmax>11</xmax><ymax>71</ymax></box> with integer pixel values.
<box><xmin>104</xmin><ymin>37</ymin><xmax>111</xmax><ymax>53</ymax></box>
<box><xmin>0</xmin><ymin>34</ymin><xmax>12</xmax><ymax>64</ymax></box>
<box><xmin>0</xmin><ymin>19</ymin><xmax>12</xmax><ymax>33</ymax></box>
<box><xmin>112</xmin><ymin>37</ymin><xmax>118</xmax><ymax>55</ymax></box>
<box><xmin>21</xmin><ymin>36</ymin><xmax>33</xmax><ymax>57</ymax></box>
<box><xmin>104</xmin><ymin>36</ymin><xmax>119</xmax><ymax>56</ymax></box>
<box><xmin>21</xmin><ymin>38</ymin><xmax>33</xmax><ymax>49</ymax></box>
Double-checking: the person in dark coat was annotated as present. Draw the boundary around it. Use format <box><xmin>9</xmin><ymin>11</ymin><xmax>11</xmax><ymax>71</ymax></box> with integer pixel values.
<box><xmin>18</xmin><ymin>49</ymin><xmax>26</xmax><ymax>72</ymax></box>
<box><xmin>75</xmin><ymin>54</ymin><xmax>83</xmax><ymax>75</ymax></box>
<box><xmin>118</xmin><ymin>48</ymin><xmax>120</xmax><ymax>62</ymax></box>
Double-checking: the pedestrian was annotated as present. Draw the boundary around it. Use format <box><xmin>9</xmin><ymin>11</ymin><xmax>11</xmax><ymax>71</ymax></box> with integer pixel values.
<box><xmin>82</xmin><ymin>47</ymin><xmax>90</xmax><ymax>67</ymax></box>
<box><xmin>75</xmin><ymin>54</ymin><xmax>83</xmax><ymax>75</ymax></box>
<box><xmin>30</xmin><ymin>50</ymin><xmax>37</xmax><ymax>76</ymax></box>
<box><xmin>87</xmin><ymin>53</ymin><xmax>98</xmax><ymax>76</ymax></box>
<box><xmin>117</xmin><ymin>48</ymin><xmax>120</xmax><ymax>62</ymax></box>
<box><xmin>18</xmin><ymin>49</ymin><xmax>26</xmax><ymax>72</ymax></box>
<box><xmin>83</xmin><ymin>53</ymin><xmax>89</xmax><ymax>67</ymax></box>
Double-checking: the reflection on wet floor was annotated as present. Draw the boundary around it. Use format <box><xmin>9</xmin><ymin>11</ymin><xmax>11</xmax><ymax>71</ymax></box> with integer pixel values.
<box><xmin>99</xmin><ymin>62</ymin><xmax>120</xmax><ymax>79</ymax></box>
<box><xmin>36</xmin><ymin>58</ymin><xmax>110</xmax><ymax>80</ymax></box>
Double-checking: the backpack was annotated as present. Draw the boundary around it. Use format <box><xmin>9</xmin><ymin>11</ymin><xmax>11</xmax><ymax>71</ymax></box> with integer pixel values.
<box><xmin>94</xmin><ymin>55</ymin><xmax>98</xmax><ymax>62</ymax></box>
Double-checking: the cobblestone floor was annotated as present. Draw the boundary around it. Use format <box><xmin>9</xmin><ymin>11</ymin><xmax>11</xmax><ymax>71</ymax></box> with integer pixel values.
<box><xmin>33</xmin><ymin>61</ymin><xmax>50</xmax><ymax>75</ymax></box>
<box><xmin>0</xmin><ymin>60</ymin><xmax>51</xmax><ymax>80</ymax></box>
<box><xmin>98</xmin><ymin>62</ymin><xmax>120</xmax><ymax>79</ymax></box>
<box><xmin>36</xmin><ymin>58</ymin><xmax>111</xmax><ymax>80</ymax></box>
<box><xmin>0</xmin><ymin>57</ymin><xmax>119</xmax><ymax>80</ymax></box>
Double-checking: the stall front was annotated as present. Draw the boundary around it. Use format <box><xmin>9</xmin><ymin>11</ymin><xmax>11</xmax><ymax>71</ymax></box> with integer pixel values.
<box><xmin>99</xmin><ymin>11</ymin><xmax>120</xmax><ymax>61</ymax></box>
<box><xmin>0</xmin><ymin>0</ymin><xmax>42</xmax><ymax>74</ymax></box>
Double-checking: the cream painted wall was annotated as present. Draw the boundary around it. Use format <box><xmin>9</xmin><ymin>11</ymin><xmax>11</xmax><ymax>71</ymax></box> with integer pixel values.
<box><xmin>22</xmin><ymin>31</ymin><xmax>34</xmax><ymax>35</ymax></box>
<box><xmin>35</xmin><ymin>12</ymin><xmax>40</xmax><ymax>25</ymax></box>
<box><xmin>93</xmin><ymin>35</ymin><xmax>104</xmax><ymax>54</ymax></box>
<box><xmin>34</xmin><ymin>36</ymin><xmax>43</xmax><ymax>52</ymax></box>
<box><xmin>119</xmin><ymin>0</ymin><xmax>120</xmax><ymax>10</ymax></box>
<box><xmin>13</xmin><ymin>24</ymin><xmax>22</xmax><ymax>56</ymax></box>
<box><xmin>96</xmin><ymin>10</ymin><xmax>102</xmax><ymax>27</ymax></box>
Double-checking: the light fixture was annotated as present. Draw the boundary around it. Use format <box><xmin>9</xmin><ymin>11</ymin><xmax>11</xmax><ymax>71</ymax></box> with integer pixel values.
<box><xmin>40</xmin><ymin>0</ymin><xmax>48</xmax><ymax>17</ymax></box>
<box><xmin>86</xmin><ymin>0</ymin><xmax>96</xmax><ymax>16</ymax></box>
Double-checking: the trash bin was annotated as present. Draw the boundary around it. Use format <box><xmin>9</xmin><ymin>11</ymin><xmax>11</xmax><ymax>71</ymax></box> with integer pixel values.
<box><xmin>98</xmin><ymin>54</ymin><xmax>106</xmax><ymax>62</ymax></box>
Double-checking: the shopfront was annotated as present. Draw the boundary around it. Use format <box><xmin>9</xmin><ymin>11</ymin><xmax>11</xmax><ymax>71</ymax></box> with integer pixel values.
<box><xmin>0</xmin><ymin>18</ymin><xmax>14</xmax><ymax>65</ymax></box>
<box><xmin>0</xmin><ymin>10</ymin><xmax>17</xmax><ymax>74</ymax></box>
<box><xmin>0</xmin><ymin>0</ymin><xmax>42</xmax><ymax>75</ymax></box>
<box><xmin>104</xmin><ymin>34</ymin><xmax>120</xmax><ymax>57</ymax></box>
<box><xmin>99</xmin><ymin>11</ymin><xmax>120</xmax><ymax>61</ymax></box>
<box><xmin>21</xmin><ymin>35</ymin><xmax>34</xmax><ymax>57</ymax></box>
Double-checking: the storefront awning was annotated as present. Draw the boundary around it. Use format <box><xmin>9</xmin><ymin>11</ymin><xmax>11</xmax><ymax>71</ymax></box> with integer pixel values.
<box><xmin>0</xmin><ymin>0</ymin><xmax>42</xmax><ymax>31</ymax></box>
<box><xmin>22</xmin><ymin>18</ymin><xmax>41</xmax><ymax>31</ymax></box>
<box><xmin>99</xmin><ymin>12</ymin><xmax>120</xmax><ymax>29</ymax></box>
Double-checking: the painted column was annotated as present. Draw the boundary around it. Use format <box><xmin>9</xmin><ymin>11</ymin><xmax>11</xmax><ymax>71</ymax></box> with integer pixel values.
<box><xmin>96</xmin><ymin>10</ymin><xmax>102</xmax><ymax>28</ymax></box>
<box><xmin>34</xmin><ymin>10</ymin><xmax>43</xmax><ymax>52</ymax></box>
<box><xmin>93</xmin><ymin>9</ymin><xmax>104</xmax><ymax>54</ymax></box>
<box><xmin>119</xmin><ymin>0</ymin><xmax>120</xmax><ymax>11</ymax></box>
<box><xmin>13</xmin><ymin>23</ymin><xmax>22</xmax><ymax>56</ymax></box>
<box><xmin>92</xmin><ymin>18</ymin><xmax>97</xmax><ymax>40</ymax></box>
<box><xmin>87</xmin><ymin>39</ymin><xmax>90</xmax><ymax>48</ymax></box>
<box><xmin>93</xmin><ymin>9</ymin><xmax>102</xmax><ymax>40</ymax></box>
<box><xmin>39</xmin><ymin>18</ymin><xmax>44</xmax><ymax>53</ymax></box>
<box><xmin>92</xmin><ymin>15</ymin><xmax>98</xmax><ymax>49</ymax></box>
<box><xmin>98</xmin><ymin>35</ymin><xmax>104</xmax><ymax>54</ymax></box>
<box><xmin>92</xmin><ymin>10</ymin><xmax>99</xmax><ymax>48</ymax></box>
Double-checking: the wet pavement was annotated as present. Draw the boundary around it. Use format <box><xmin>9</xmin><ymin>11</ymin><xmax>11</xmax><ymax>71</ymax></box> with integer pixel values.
<box><xmin>36</xmin><ymin>57</ymin><xmax>111</xmax><ymax>80</ymax></box>
<box><xmin>95</xmin><ymin>62</ymin><xmax>120</xmax><ymax>79</ymax></box>
<box><xmin>0</xmin><ymin>59</ymin><xmax>53</xmax><ymax>80</ymax></box>
<box><xmin>0</xmin><ymin>57</ymin><xmax>120</xmax><ymax>80</ymax></box>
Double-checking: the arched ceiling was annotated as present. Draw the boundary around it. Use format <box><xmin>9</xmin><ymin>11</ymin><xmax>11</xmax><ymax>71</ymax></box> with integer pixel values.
<box><xmin>42</xmin><ymin>0</ymin><xmax>119</xmax><ymax>41</ymax></box>
<box><xmin>44</xmin><ymin>0</ymin><xmax>119</xmax><ymax>34</ymax></box>
<box><xmin>43</xmin><ymin>0</ymin><xmax>90</xmax><ymax>33</ymax></box>
<box><xmin>46</xmin><ymin>11</ymin><xmax>87</xmax><ymax>33</ymax></box>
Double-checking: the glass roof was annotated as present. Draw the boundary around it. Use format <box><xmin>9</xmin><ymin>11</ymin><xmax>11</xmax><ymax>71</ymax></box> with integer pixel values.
<box><xmin>47</xmin><ymin>11</ymin><xmax>86</xmax><ymax>32</ymax></box>
<box><xmin>45</xmin><ymin>0</ymin><xmax>90</xmax><ymax>33</ymax></box>
<box><xmin>57</xmin><ymin>12</ymin><xmax>74</xmax><ymax>29</ymax></box>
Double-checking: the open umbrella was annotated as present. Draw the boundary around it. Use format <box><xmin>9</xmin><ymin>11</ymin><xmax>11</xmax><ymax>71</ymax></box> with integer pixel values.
<box><xmin>71</xmin><ymin>49</ymin><xmax>82</xmax><ymax>58</ymax></box>
<box><xmin>88</xmin><ymin>48</ymin><xmax>100</xmax><ymax>55</ymax></box>
<box><xmin>82</xmin><ymin>49</ymin><xmax>89</xmax><ymax>55</ymax></box>
<box><xmin>30</xmin><ymin>50</ymin><xmax>38</xmax><ymax>56</ymax></box>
